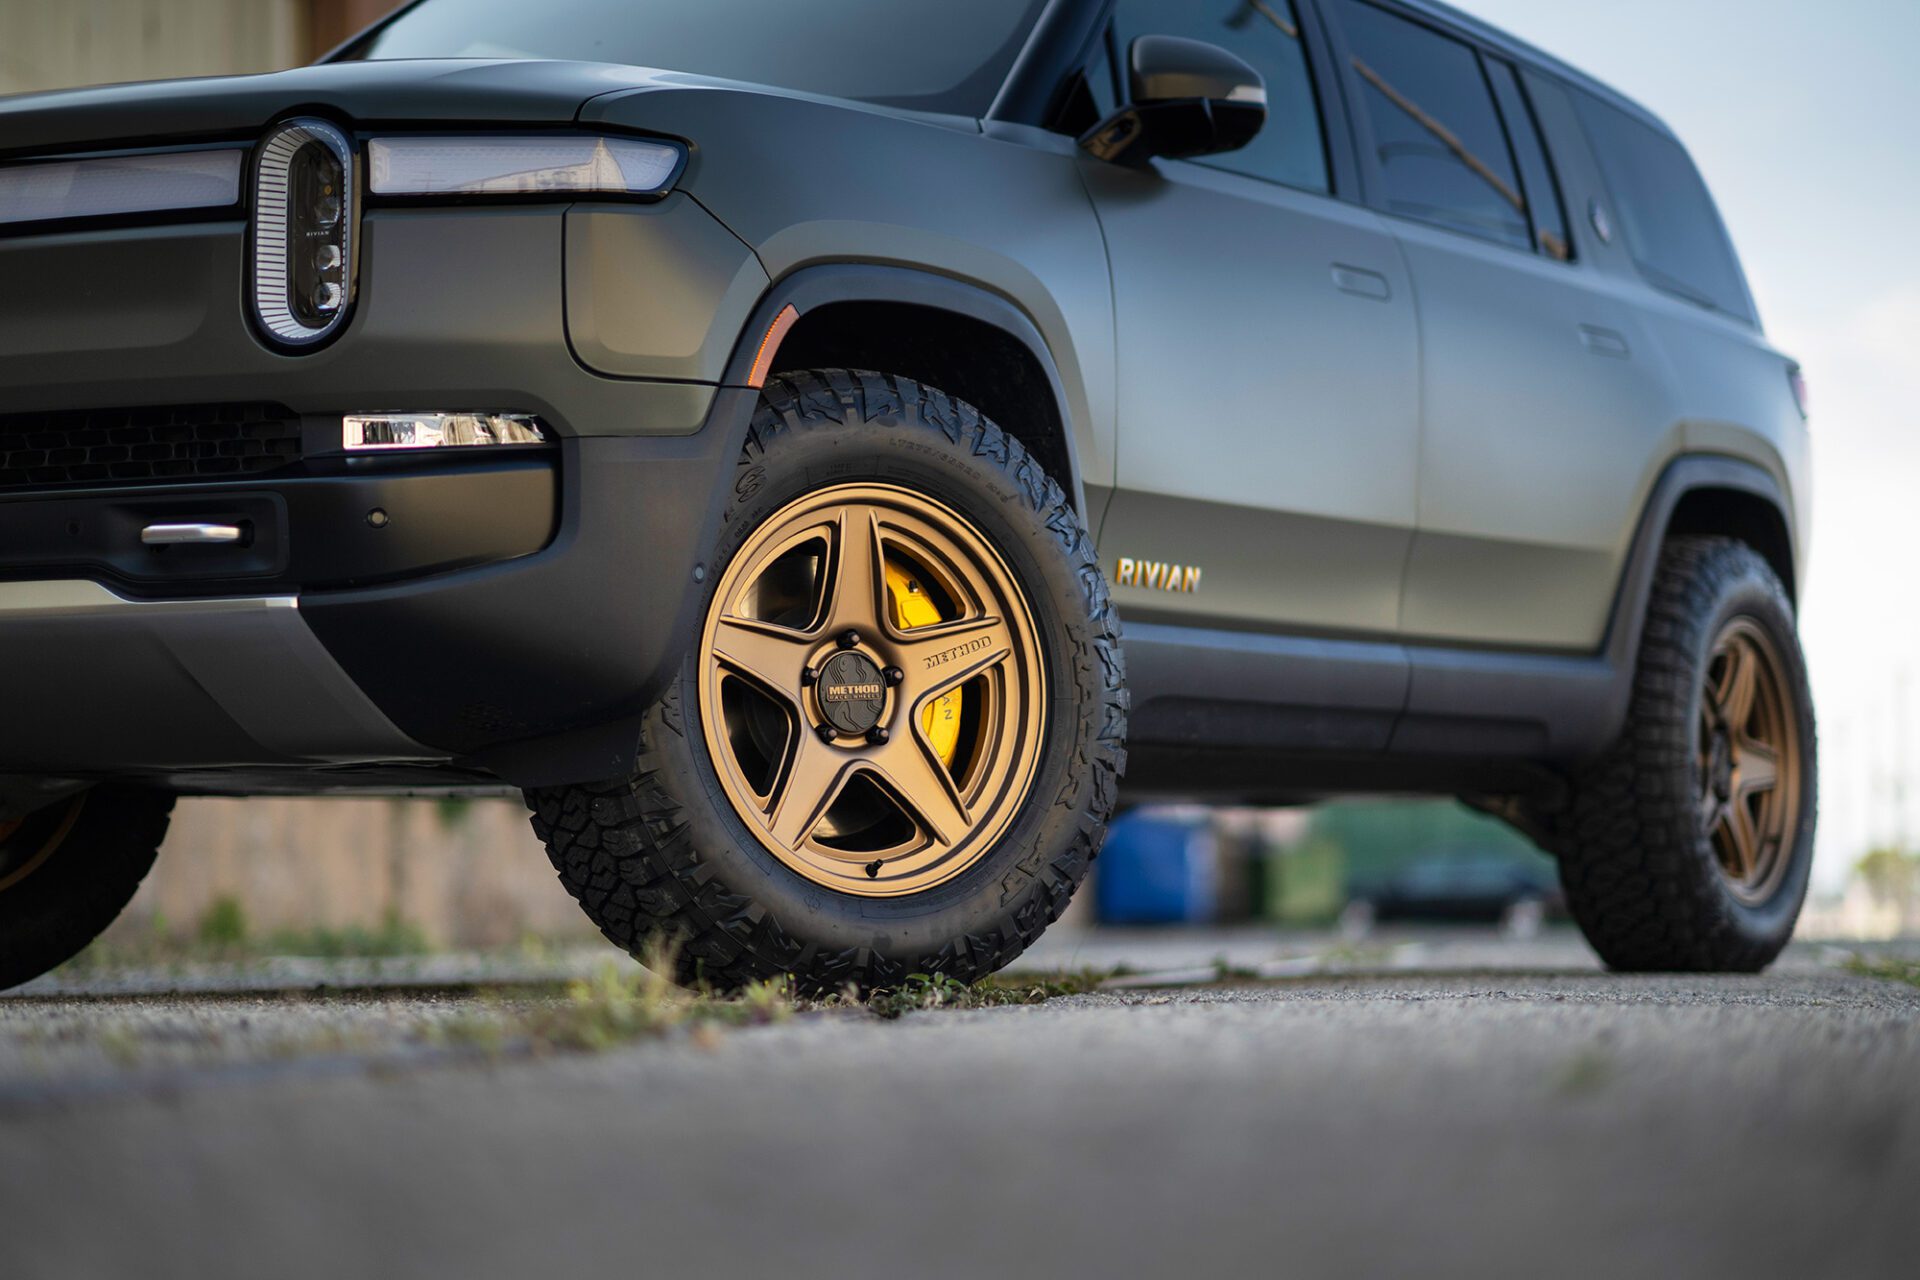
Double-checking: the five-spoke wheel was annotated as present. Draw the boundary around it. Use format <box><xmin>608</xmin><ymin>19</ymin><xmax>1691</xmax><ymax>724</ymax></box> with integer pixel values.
<box><xmin>1697</xmin><ymin>617</ymin><xmax>1801</xmax><ymax>905</ymax></box>
<box><xmin>697</xmin><ymin>482</ymin><xmax>1046</xmax><ymax>896</ymax></box>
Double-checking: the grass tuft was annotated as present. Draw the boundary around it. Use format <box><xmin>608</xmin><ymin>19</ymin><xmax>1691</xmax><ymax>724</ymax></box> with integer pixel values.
<box><xmin>1843</xmin><ymin>954</ymin><xmax>1920</xmax><ymax>989</ymax></box>
<box><xmin>865</xmin><ymin>968</ymin><xmax>1112</xmax><ymax>1020</ymax></box>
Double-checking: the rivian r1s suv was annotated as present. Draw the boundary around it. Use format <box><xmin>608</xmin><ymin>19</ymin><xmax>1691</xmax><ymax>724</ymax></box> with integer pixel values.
<box><xmin>0</xmin><ymin>0</ymin><xmax>1814</xmax><ymax>990</ymax></box>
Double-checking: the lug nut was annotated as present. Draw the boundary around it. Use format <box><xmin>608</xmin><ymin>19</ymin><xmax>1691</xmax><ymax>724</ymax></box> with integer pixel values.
<box><xmin>867</xmin><ymin>727</ymin><xmax>889</xmax><ymax>745</ymax></box>
<box><xmin>838</xmin><ymin>630</ymin><xmax>861</xmax><ymax>650</ymax></box>
<box><xmin>800</xmin><ymin>666</ymin><xmax>818</xmax><ymax>686</ymax></box>
<box><xmin>883</xmin><ymin>666</ymin><xmax>904</xmax><ymax>687</ymax></box>
<box><xmin>817</xmin><ymin>724</ymin><xmax>838</xmax><ymax>743</ymax></box>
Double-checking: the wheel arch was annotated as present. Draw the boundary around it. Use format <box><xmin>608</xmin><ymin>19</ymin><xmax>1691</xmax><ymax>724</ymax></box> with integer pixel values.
<box><xmin>719</xmin><ymin>265</ymin><xmax>1089</xmax><ymax>517</ymax></box>
<box><xmin>1576</xmin><ymin>453</ymin><xmax>1801</xmax><ymax>755</ymax></box>
<box><xmin>1663</xmin><ymin>483</ymin><xmax>1797</xmax><ymax>604</ymax></box>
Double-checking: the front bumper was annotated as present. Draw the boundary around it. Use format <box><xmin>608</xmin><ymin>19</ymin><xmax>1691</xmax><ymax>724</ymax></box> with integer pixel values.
<box><xmin>0</xmin><ymin>581</ymin><xmax>432</xmax><ymax>771</ymax></box>
<box><xmin>0</xmin><ymin>420</ymin><xmax>748</xmax><ymax>788</ymax></box>
<box><xmin>0</xmin><ymin>202</ymin><xmax>765</xmax><ymax>789</ymax></box>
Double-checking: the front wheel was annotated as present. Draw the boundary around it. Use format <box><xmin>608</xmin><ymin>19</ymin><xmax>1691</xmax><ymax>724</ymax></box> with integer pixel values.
<box><xmin>528</xmin><ymin>370</ymin><xmax>1127</xmax><ymax>992</ymax></box>
<box><xmin>1551</xmin><ymin>536</ymin><xmax>1816</xmax><ymax>972</ymax></box>
<box><xmin>0</xmin><ymin>787</ymin><xmax>174</xmax><ymax>990</ymax></box>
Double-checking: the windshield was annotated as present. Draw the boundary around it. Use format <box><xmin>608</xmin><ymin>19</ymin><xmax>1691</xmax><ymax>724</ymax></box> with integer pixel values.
<box><xmin>343</xmin><ymin>0</ymin><xmax>1048</xmax><ymax>118</ymax></box>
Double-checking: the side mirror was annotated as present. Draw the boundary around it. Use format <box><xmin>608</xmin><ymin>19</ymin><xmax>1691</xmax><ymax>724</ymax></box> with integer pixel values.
<box><xmin>1079</xmin><ymin>35</ymin><xmax>1267</xmax><ymax>167</ymax></box>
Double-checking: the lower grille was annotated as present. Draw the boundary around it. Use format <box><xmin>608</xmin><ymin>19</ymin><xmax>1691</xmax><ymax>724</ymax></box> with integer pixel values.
<box><xmin>0</xmin><ymin>403</ymin><xmax>302</xmax><ymax>493</ymax></box>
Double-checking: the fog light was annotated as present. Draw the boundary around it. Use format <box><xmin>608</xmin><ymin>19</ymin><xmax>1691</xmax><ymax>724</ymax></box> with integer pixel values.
<box><xmin>342</xmin><ymin>413</ymin><xmax>550</xmax><ymax>450</ymax></box>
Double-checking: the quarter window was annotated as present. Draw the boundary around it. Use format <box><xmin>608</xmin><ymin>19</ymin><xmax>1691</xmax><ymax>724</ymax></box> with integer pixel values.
<box><xmin>1571</xmin><ymin>90</ymin><xmax>1754</xmax><ymax>321</ymax></box>
<box><xmin>1336</xmin><ymin>0</ymin><xmax>1530</xmax><ymax>251</ymax></box>
<box><xmin>1110</xmin><ymin>0</ymin><xmax>1329</xmax><ymax>193</ymax></box>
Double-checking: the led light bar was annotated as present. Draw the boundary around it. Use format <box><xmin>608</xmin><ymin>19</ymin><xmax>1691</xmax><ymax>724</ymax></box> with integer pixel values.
<box><xmin>343</xmin><ymin>413</ymin><xmax>550</xmax><ymax>451</ymax></box>
<box><xmin>0</xmin><ymin>148</ymin><xmax>243</xmax><ymax>226</ymax></box>
<box><xmin>366</xmin><ymin>135</ymin><xmax>683</xmax><ymax>199</ymax></box>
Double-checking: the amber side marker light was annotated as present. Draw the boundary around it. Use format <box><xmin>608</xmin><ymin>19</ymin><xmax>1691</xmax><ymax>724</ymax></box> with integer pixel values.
<box><xmin>747</xmin><ymin>305</ymin><xmax>801</xmax><ymax>388</ymax></box>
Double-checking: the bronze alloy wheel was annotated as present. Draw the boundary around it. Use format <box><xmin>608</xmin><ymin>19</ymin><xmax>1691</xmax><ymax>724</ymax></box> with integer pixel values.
<box><xmin>1697</xmin><ymin>616</ymin><xmax>1803</xmax><ymax>904</ymax></box>
<box><xmin>698</xmin><ymin>482</ymin><xmax>1046</xmax><ymax>897</ymax></box>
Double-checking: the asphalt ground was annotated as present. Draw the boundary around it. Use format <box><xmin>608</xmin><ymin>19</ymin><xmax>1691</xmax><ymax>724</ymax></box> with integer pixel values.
<box><xmin>2</xmin><ymin>929</ymin><xmax>1916</xmax><ymax>1279</ymax></box>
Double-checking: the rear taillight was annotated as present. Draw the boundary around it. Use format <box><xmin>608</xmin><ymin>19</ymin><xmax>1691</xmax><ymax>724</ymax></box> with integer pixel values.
<box><xmin>251</xmin><ymin>118</ymin><xmax>356</xmax><ymax>350</ymax></box>
<box><xmin>1788</xmin><ymin>365</ymin><xmax>1810</xmax><ymax>420</ymax></box>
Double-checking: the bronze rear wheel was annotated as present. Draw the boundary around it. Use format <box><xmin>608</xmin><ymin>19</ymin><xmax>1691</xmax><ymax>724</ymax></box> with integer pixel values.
<box><xmin>1697</xmin><ymin>618</ymin><xmax>1803</xmax><ymax>905</ymax></box>
<box><xmin>697</xmin><ymin>483</ymin><xmax>1046</xmax><ymax>897</ymax></box>
<box><xmin>1551</xmin><ymin>535</ymin><xmax>1815</xmax><ymax>973</ymax></box>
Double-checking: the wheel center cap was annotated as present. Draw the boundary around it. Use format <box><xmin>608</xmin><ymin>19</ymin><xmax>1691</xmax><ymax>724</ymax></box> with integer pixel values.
<box><xmin>816</xmin><ymin>651</ymin><xmax>887</xmax><ymax>737</ymax></box>
<box><xmin>1708</xmin><ymin>733</ymin><xmax>1734</xmax><ymax>800</ymax></box>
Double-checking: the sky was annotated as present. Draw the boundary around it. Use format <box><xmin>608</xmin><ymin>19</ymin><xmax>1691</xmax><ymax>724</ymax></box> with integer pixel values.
<box><xmin>1450</xmin><ymin>0</ymin><xmax>1920</xmax><ymax>891</ymax></box>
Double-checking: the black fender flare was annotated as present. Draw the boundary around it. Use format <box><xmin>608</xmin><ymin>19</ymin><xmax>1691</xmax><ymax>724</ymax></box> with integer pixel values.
<box><xmin>713</xmin><ymin>263</ymin><xmax>1090</xmax><ymax>516</ymax></box>
<box><xmin>1600</xmin><ymin>453</ymin><xmax>1796</xmax><ymax>663</ymax></box>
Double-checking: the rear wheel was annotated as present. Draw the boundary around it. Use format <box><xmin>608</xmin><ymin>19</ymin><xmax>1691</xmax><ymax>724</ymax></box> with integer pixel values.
<box><xmin>528</xmin><ymin>370</ymin><xmax>1127</xmax><ymax>993</ymax></box>
<box><xmin>1551</xmin><ymin>536</ymin><xmax>1815</xmax><ymax>972</ymax></box>
<box><xmin>0</xmin><ymin>787</ymin><xmax>174</xmax><ymax>990</ymax></box>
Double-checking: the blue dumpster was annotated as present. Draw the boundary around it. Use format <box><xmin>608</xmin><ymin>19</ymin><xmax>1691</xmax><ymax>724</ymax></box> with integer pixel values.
<box><xmin>1095</xmin><ymin>812</ymin><xmax>1218</xmax><ymax>924</ymax></box>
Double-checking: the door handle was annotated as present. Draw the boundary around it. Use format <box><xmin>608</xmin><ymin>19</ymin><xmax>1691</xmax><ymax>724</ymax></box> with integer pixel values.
<box><xmin>1578</xmin><ymin>325</ymin><xmax>1630</xmax><ymax>358</ymax></box>
<box><xmin>141</xmin><ymin>522</ymin><xmax>244</xmax><ymax>546</ymax></box>
<box><xmin>1331</xmin><ymin>264</ymin><xmax>1392</xmax><ymax>302</ymax></box>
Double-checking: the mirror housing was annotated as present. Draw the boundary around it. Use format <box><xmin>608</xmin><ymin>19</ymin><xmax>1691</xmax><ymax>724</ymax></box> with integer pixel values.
<box><xmin>1079</xmin><ymin>35</ymin><xmax>1268</xmax><ymax>167</ymax></box>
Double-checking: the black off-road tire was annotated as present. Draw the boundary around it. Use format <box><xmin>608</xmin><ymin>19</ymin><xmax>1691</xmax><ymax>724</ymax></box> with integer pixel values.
<box><xmin>0</xmin><ymin>787</ymin><xmax>174</xmax><ymax>990</ymax></box>
<box><xmin>1552</xmin><ymin>536</ymin><xmax>1816</xmax><ymax>972</ymax></box>
<box><xmin>527</xmin><ymin>370</ymin><xmax>1127</xmax><ymax>993</ymax></box>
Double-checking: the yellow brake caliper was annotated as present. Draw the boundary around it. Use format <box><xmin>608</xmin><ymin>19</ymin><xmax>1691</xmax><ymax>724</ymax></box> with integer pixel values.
<box><xmin>885</xmin><ymin>562</ymin><xmax>961</xmax><ymax>767</ymax></box>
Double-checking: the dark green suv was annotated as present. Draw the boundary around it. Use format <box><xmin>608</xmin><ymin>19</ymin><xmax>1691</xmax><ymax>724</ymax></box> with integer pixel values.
<box><xmin>0</xmin><ymin>0</ymin><xmax>1813</xmax><ymax>990</ymax></box>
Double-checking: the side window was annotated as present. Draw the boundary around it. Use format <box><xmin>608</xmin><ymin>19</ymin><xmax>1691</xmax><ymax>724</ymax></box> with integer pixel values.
<box><xmin>1486</xmin><ymin>60</ymin><xmax>1571</xmax><ymax>261</ymax></box>
<box><xmin>1335</xmin><ymin>0</ymin><xmax>1530</xmax><ymax>251</ymax></box>
<box><xmin>1110</xmin><ymin>0</ymin><xmax>1329</xmax><ymax>193</ymax></box>
<box><xmin>1571</xmin><ymin>90</ymin><xmax>1754</xmax><ymax>322</ymax></box>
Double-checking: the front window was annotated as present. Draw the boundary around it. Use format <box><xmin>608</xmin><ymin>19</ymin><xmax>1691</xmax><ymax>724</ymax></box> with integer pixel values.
<box><xmin>343</xmin><ymin>0</ymin><xmax>1048</xmax><ymax>118</ymax></box>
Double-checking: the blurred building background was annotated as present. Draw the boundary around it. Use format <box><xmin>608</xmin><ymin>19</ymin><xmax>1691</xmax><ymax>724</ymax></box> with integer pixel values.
<box><xmin>5</xmin><ymin>0</ymin><xmax>1915</xmax><ymax>950</ymax></box>
<box><xmin>0</xmin><ymin>0</ymin><xmax>395</xmax><ymax>95</ymax></box>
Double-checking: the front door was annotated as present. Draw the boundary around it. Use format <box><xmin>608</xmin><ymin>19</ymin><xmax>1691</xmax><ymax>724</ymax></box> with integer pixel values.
<box><xmin>1087</xmin><ymin>0</ymin><xmax>1421</xmax><ymax>637</ymax></box>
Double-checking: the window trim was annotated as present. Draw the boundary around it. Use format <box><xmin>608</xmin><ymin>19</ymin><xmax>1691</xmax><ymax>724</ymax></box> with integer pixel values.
<box><xmin>1323</xmin><ymin>0</ymin><xmax>1557</xmax><ymax>260</ymax></box>
<box><xmin>990</xmin><ymin>0</ymin><xmax>1118</xmax><ymax>127</ymax></box>
<box><xmin>1484</xmin><ymin>55</ymin><xmax>1574</xmax><ymax>263</ymax></box>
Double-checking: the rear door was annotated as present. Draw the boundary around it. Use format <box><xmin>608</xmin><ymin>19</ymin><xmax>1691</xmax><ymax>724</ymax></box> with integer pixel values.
<box><xmin>1086</xmin><ymin>0</ymin><xmax>1420</xmax><ymax>637</ymax></box>
<box><xmin>1323</xmin><ymin>0</ymin><xmax>1671</xmax><ymax>651</ymax></box>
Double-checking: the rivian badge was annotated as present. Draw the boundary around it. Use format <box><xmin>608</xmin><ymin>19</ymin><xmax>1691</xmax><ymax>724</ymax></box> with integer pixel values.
<box><xmin>1115</xmin><ymin>558</ymin><xmax>1202</xmax><ymax>593</ymax></box>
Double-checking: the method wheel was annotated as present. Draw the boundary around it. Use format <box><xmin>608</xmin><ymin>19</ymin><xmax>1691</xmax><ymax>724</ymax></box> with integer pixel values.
<box><xmin>1553</xmin><ymin>536</ymin><xmax>1815</xmax><ymax>972</ymax></box>
<box><xmin>529</xmin><ymin>370</ymin><xmax>1127</xmax><ymax>992</ymax></box>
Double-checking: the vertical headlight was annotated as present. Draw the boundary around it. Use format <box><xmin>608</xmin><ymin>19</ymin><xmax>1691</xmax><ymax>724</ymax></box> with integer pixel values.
<box><xmin>251</xmin><ymin>118</ymin><xmax>356</xmax><ymax>349</ymax></box>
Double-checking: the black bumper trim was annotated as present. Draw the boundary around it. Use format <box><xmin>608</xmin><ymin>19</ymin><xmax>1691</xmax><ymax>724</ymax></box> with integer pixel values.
<box><xmin>300</xmin><ymin>389</ymin><xmax>757</xmax><ymax>785</ymax></box>
<box><xmin>0</xmin><ymin>454</ymin><xmax>557</xmax><ymax>595</ymax></box>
